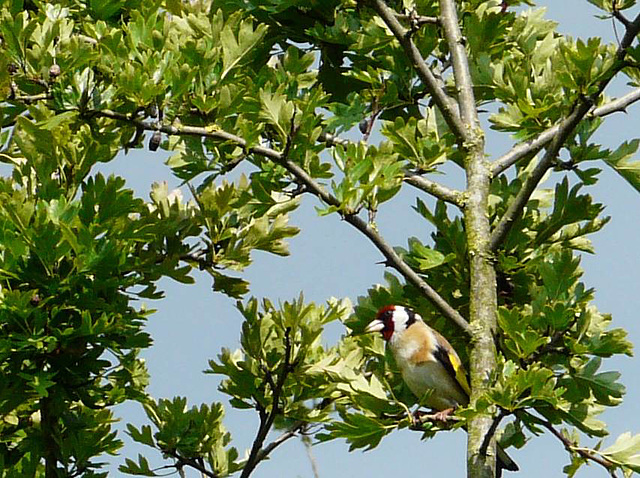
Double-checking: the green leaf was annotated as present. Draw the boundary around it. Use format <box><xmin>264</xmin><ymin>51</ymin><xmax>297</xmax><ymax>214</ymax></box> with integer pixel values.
<box><xmin>407</xmin><ymin>237</ymin><xmax>446</xmax><ymax>271</ymax></box>
<box><xmin>603</xmin><ymin>139</ymin><xmax>640</xmax><ymax>193</ymax></box>
<box><xmin>211</xmin><ymin>271</ymin><xmax>250</xmax><ymax>299</ymax></box>
<box><xmin>601</xmin><ymin>432</ymin><xmax>640</xmax><ymax>472</ymax></box>
<box><xmin>119</xmin><ymin>454</ymin><xmax>158</xmax><ymax>476</ymax></box>
<box><xmin>319</xmin><ymin>412</ymin><xmax>393</xmax><ymax>451</ymax></box>
<box><xmin>37</xmin><ymin>111</ymin><xmax>80</xmax><ymax>130</ymax></box>
<box><xmin>126</xmin><ymin>424</ymin><xmax>155</xmax><ymax>448</ymax></box>
<box><xmin>220</xmin><ymin>19</ymin><xmax>268</xmax><ymax>82</ymax></box>
<box><xmin>574</xmin><ymin>358</ymin><xmax>625</xmax><ymax>406</ymax></box>
<box><xmin>259</xmin><ymin>88</ymin><xmax>294</xmax><ymax>141</ymax></box>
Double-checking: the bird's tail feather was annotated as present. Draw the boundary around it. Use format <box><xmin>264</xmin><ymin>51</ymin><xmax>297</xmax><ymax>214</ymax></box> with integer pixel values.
<box><xmin>497</xmin><ymin>444</ymin><xmax>519</xmax><ymax>477</ymax></box>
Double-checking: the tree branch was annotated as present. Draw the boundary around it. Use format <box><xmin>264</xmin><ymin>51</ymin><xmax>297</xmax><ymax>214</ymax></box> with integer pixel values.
<box><xmin>490</xmin><ymin>125</ymin><xmax>560</xmax><ymax>178</ymax></box>
<box><xmin>240</xmin><ymin>328</ymin><xmax>294</xmax><ymax>478</ymax></box>
<box><xmin>255</xmin><ymin>398</ymin><xmax>330</xmax><ymax>466</ymax></box>
<box><xmin>163</xmin><ymin>450</ymin><xmax>219</xmax><ymax>478</ymax></box>
<box><xmin>254</xmin><ymin>422</ymin><xmax>309</xmax><ymax>463</ymax></box>
<box><xmin>531</xmin><ymin>414</ymin><xmax>618</xmax><ymax>477</ymax></box>
<box><xmin>590</xmin><ymin>85</ymin><xmax>640</xmax><ymax>117</ymax></box>
<box><xmin>439</xmin><ymin>0</ymin><xmax>480</xmax><ymax>133</ymax></box>
<box><xmin>489</xmin><ymin>102</ymin><xmax>590</xmax><ymax>252</ymax></box>
<box><xmin>489</xmin><ymin>11</ymin><xmax>640</xmax><ymax>252</ymax></box>
<box><xmin>40</xmin><ymin>397</ymin><xmax>59</xmax><ymax>478</ymax></box>
<box><xmin>301</xmin><ymin>434</ymin><xmax>321</xmax><ymax>478</ymax></box>
<box><xmin>10</xmin><ymin>86</ymin><xmax>463</xmax><ymax>209</ymax></box>
<box><xmin>439</xmin><ymin>0</ymin><xmax>498</xmax><ymax>476</ymax></box>
<box><xmin>478</xmin><ymin>408</ymin><xmax>509</xmax><ymax>459</ymax></box>
<box><xmin>89</xmin><ymin>109</ymin><xmax>470</xmax><ymax>333</ymax></box>
<box><xmin>491</xmin><ymin>86</ymin><xmax>640</xmax><ymax>176</ymax></box>
<box><xmin>395</xmin><ymin>12</ymin><xmax>439</xmax><ymax>27</ymax></box>
<box><xmin>404</xmin><ymin>173</ymin><xmax>464</xmax><ymax>206</ymax></box>
<box><xmin>368</xmin><ymin>0</ymin><xmax>469</xmax><ymax>143</ymax></box>
<box><xmin>10</xmin><ymin>92</ymin><xmax>53</xmax><ymax>103</ymax></box>
<box><xmin>279</xmin><ymin>155</ymin><xmax>470</xmax><ymax>333</ymax></box>
<box><xmin>612</xmin><ymin>5</ymin><xmax>632</xmax><ymax>29</ymax></box>
<box><xmin>317</xmin><ymin>131</ymin><xmax>351</xmax><ymax>148</ymax></box>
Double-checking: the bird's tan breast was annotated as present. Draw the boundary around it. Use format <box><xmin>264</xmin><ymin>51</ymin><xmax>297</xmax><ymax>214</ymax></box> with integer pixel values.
<box><xmin>393</xmin><ymin>322</ymin><xmax>434</xmax><ymax>365</ymax></box>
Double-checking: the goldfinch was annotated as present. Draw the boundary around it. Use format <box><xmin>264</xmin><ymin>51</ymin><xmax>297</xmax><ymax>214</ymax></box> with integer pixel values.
<box><xmin>366</xmin><ymin>304</ymin><xmax>518</xmax><ymax>475</ymax></box>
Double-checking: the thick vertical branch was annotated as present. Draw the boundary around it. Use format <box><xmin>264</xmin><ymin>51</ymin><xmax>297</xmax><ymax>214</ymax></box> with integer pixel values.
<box><xmin>439</xmin><ymin>0</ymin><xmax>497</xmax><ymax>476</ymax></box>
<box><xmin>40</xmin><ymin>397</ymin><xmax>59</xmax><ymax>478</ymax></box>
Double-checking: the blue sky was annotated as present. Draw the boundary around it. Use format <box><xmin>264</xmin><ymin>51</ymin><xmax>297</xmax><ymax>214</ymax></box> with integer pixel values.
<box><xmin>95</xmin><ymin>1</ymin><xmax>640</xmax><ymax>476</ymax></box>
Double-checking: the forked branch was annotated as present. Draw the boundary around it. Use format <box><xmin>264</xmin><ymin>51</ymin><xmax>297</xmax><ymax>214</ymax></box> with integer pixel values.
<box><xmin>491</xmin><ymin>86</ymin><xmax>640</xmax><ymax>176</ymax></box>
<box><xmin>368</xmin><ymin>0</ymin><xmax>468</xmax><ymax>143</ymax></box>
<box><xmin>489</xmin><ymin>10</ymin><xmax>640</xmax><ymax>252</ymax></box>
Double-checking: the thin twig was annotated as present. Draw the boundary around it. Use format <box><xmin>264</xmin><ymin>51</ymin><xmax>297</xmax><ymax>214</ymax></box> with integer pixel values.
<box><xmin>163</xmin><ymin>450</ymin><xmax>219</xmax><ymax>478</ymax></box>
<box><xmin>255</xmin><ymin>400</ymin><xmax>331</xmax><ymax>465</ymax></box>
<box><xmin>531</xmin><ymin>414</ymin><xmax>618</xmax><ymax>477</ymax></box>
<box><xmin>368</xmin><ymin>0</ymin><xmax>468</xmax><ymax>143</ymax></box>
<box><xmin>589</xmin><ymin>86</ymin><xmax>640</xmax><ymax>117</ymax></box>
<box><xmin>411</xmin><ymin>411</ymin><xmax>463</xmax><ymax>426</ymax></box>
<box><xmin>395</xmin><ymin>13</ymin><xmax>439</xmax><ymax>26</ymax></box>
<box><xmin>383</xmin><ymin>409</ymin><xmax>464</xmax><ymax>431</ymax></box>
<box><xmin>301</xmin><ymin>435</ymin><xmax>321</xmax><ymax>478</ymax></box>
<box><xmin>522</xmin><ymin>313</ymin><xmax>580</xmax><ymax>366</ymax></box>
<box><xmin>10</xmin><ymin>92</ymin><xmax>53</xmax><ymax>103</ymax></box>
<box><xmin>612</xmin><ymin>3</ymin><xmax>632</xmax><ymax>29</ymax></box>
<box><xmin>317</xmin><ymin>131</ymin><xmax>351</xmax><ymax>148</ymax></box>
<box><xmin>240</xmin><ymin>328</ymin><xmax>294</xmax><ymax>478</ymax></box>
<box><xmin>478</xmin><ymin>408</ymin><xmax>509</xmax><ymax>459</ymax></box>
<box><xmin>254</xmin><ymin>423</ymin><xmax>306</xmax><ymax>463</ymax></box>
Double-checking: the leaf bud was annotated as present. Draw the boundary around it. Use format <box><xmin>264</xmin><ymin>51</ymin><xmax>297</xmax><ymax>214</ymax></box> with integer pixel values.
<box><xmin>49</xmin><ymin>64</ymin><xmax>61</xmax><ymax>78</ymax></box>
<box><xmin>149</xmin><ymin>131</ymin><xmax>162</xmax><ymax>151</ymax></box>
<box><xmin>359</xmin><ymin>118</ymin><xmax>369</xmax><ymax>135</ymax></box>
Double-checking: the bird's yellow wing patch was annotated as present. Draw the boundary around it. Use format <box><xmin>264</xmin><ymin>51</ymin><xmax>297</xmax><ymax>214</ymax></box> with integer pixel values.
<box><xmin>429</xmin><ymin>328</ymin><xmax>471</xmax><ymax>398</ymax></box>
<box><xmin>446</xmin><ymin>350</ymin><xmax>471</xmax><ymax>396</ymax></box>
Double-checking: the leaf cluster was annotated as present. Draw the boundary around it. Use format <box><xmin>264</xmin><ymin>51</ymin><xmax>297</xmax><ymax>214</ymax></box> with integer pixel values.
<box><xmin>2</xmin><ymin>0</ymin><xmax>640</xmax><ymax>476</ymax></box>
<box><xmin>124</xmin><ymin>296</ymin><xmax>353</xmax><ymax>476</ymax></box>
<box><xmin>122</xmin><ymin>398</ymin><xmax>240</xmax><ymax>477</ymax></box>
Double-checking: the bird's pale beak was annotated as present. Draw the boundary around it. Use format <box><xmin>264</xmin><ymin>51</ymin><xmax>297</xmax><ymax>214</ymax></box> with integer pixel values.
<box><xmin>365</xmin><ymin>319</ymin><xmax>384</xmax><ymax>334</ymax></box>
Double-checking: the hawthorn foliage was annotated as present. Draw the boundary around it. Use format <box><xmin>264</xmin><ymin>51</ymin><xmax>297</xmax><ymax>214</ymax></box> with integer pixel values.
<box><xmin>1</xmin><ymin>0</ymin><xmax>640</xmax><ymax>477</ymax></box>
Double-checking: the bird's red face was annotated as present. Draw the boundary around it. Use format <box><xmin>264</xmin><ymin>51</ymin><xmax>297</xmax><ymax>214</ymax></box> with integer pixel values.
<box><xmin>365</xmin><ymin>305</ymin><xmax>417</xmax><ymax>341</ymax></box>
